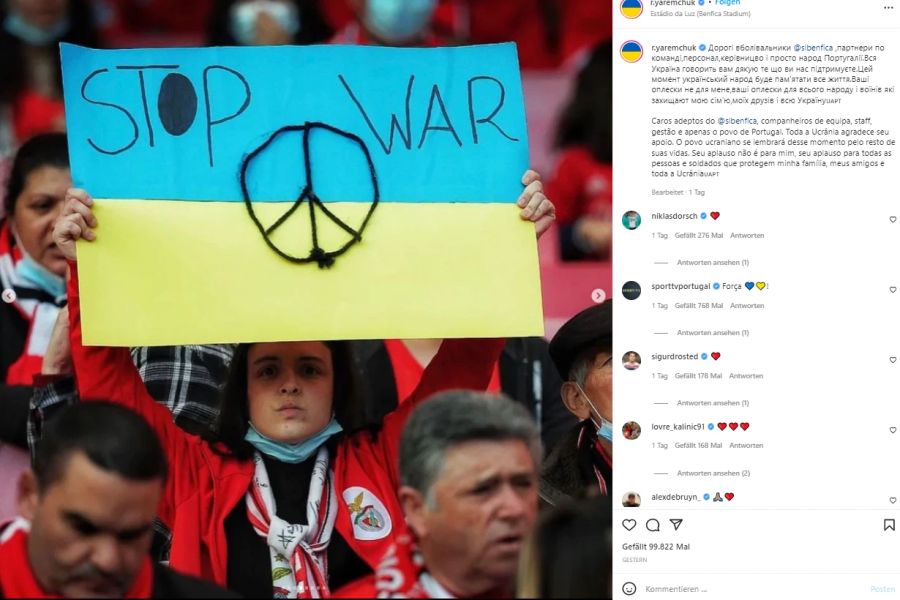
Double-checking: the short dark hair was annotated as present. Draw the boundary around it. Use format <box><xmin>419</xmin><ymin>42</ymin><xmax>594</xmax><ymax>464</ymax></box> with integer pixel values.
<box><xmin>4</xmin><ymin>133</ymin><xmax>70</xmax><ymax>217</ymax></box>
<box><xmin>399</xmin><ymin>391</ymin><xmax>541</xmax><ymax>504</ymax></box>
<box><xmin>33</xmin><ymin>402</ymin><xmax>168</xmax><ymax>491</ymax></box>
<box><xmin>206</xmin><ymin>341</ymin><xmax>365</xmax><ymax>460</ymax></box>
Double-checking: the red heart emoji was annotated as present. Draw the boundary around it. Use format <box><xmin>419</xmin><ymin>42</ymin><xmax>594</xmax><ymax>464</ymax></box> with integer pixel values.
<box><xmin>729</xmin><ymin>422</ymin><xmax>738</xmax><ymax>430</ymax></box>
<box><xmin>717</xmin><ymin>422</ymin><xmax>727</xmax><ymax>431</ymax></box>
<box><xmin>740</xmin><ymin>422</ymin><xmax>749</xmax><ymax>430</ymax></box>
<box><xmin>711</xmin><ymin>352</ymin><xmax>721</xmax><ymax>360</ymax></box>
<box><xmin>725</xmin><ymin>492</ymin><xmax>734</xmax><ymax>501</ymax></box>
<box><xmin>710</xmin><ymin>211</ymin><xmax>720</xmax><ymax>220</ymax></box>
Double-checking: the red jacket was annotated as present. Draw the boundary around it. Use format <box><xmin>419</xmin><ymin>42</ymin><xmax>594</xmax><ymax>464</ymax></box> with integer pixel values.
<box><xmin>66</xmin><ymin>262</ymin><xmax>503</xmax><ymax>588</ymax></box>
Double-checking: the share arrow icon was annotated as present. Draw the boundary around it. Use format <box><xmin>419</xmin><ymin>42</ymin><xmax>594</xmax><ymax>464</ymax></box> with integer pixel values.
<box><xmin>670</xmin><ymin>519</ymin><xmax>684</xmax><ymax>531</ymax></box>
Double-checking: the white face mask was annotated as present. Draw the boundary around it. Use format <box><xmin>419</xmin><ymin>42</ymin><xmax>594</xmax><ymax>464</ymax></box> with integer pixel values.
<box><xmin>229</xmin><ymin>0</ymin><xmax>300</xmax><ymax>45</ymax></box>
<box><xmin>365</xmin><ymin>0</ymin><xmax>437</xmax><ymax>42</ymax></box>
<box><xmin>3</xmin><ymin>12</ymin><xmax>70</xmax><ymax>46</ymax></box>
<box><xmin>575</xmin><ymin>382</ymin><xmax>613</xmax><ymax>443</ymax></box>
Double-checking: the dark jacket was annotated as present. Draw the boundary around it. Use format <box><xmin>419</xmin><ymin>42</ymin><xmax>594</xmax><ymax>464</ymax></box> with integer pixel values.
<box><xmin>0</xmin><ymin>280</ymin><xmax>42</xmax><ymax>449</ymax></box>
<box><xmin>151</xmin><ymin>563</ymin><xmax>240</xmax><ymax>598</ymax></box>
<box><xmin>540</xmin><ymin>420</ymin><xmax>610</xmax><ymax>508</ymax></box>
<box><xmin>351</xmin><ymin>337</ymin><xmax>577</xmax><ymax>451</ymax></box>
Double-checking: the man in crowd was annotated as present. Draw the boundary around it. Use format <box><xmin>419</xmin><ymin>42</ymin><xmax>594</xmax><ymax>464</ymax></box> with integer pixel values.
<box><xmin>336</xmin><ymin>391</ymin><xmax>541</xmax><ymax>598</ymax></box>
<box><xmin>541</xmin><ymin>300</ymin><xmax>613</xmax><ymax>505</ymax></box>
<box><xmin>0</xmin><ymin>402</ymin><xmax>234</xmax><ymax>598</ymax></box>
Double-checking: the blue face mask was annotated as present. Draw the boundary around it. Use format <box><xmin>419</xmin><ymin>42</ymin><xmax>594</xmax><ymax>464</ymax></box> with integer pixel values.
<box><xmin>575</xmin><ymin>383</ymin><xmax>613</xmax><ymax>444</ymax></box>
<box><xmin>366</xmin><ymin>0</ymin><xmax>437</xmax><ymax>42</ymax></box>
<box><xmin>244</xmin><ymin>416</ymin><xmax>343</xmax><ymax>463</ymax></box>
<box><xmin>3</xmin><ymin>12</ymin><xmax>70</xmax><ymax>46</ymax></box>
<box><xmin>15</xmin><ymin>252</ymin><xmax>65</xmax><ymax>301</ymax></box>
<box><xmin>229</xmin><ymin>0</ymin><xmax>300</xmax><ymax>46</ymax></box>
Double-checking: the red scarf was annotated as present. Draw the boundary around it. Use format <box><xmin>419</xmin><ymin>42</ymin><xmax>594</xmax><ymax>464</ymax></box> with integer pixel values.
<box><xmin>0</xmin><ymin>519</ymin><xmax>154</xmax><ymax>599</ymax></box>
<box><xmin>577</xmin><ymin>424</ymin><xmax>611</xmax><ymax>496</ymax></box>
<box><xmin>245</xmin><ymin>450</ymin><xmax>336</xmax><ymax>598</ymax></box>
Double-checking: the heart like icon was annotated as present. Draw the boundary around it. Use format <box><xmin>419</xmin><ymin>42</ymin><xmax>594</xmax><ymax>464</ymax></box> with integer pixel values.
<box><xmin>756</xmin><ymin>282</ymin><xmax>766</xmax><ymax>290</ymax></box>
<box><xmin>729</xmin><ymin>422</ymin><xmax>738</xmax><ymax>431</ymax></box>
<box><xmin>740</xmin><ymin>422</ymin><xmax>749</xmax><ymax>430</ymax></box>
<box><xmin>710</xmin><ymin>211</ymin><xmax>720</xmax><ymax>220</ymax></box>
<box><xmin>744</xmin><ymin>282</ymin><xmax>753</xmax><ymax>290</ymax></box>
<box><xmin>891</xmin><ymin>287</ymin><xmax>897</xmax><ymax>294</ymax></box>
<box><xmin>622</xmin><ymin>519</ymin><xmax>637</xmax><ymax>531</ymax></box>
<box><xmin>711</xmin><ymin>352</ymin><xmax>721</xmax><ymax>360</ymax></box>
<box><xmin>891</xmin><ymin>427</ymin><xmax>898</xmax><ymax>434</ymax></box>
<box><xmin>891</xmin><ymin>498</ymin><xmax>897</xmax><ymax>505</ymax></box>
<box><xmin>891</xmin><ymin>357</ymin><xmax>897</xmax><ymax>364</ymax></box>
<box><xmin>717</xmin><ymin>422</ymin><xmax>727</xmax><ymax>431</ymax></box>
<box><xmin>725</xmin><ymin>492</ymin><xmax>734</xmax><ymax>501</ymax></box>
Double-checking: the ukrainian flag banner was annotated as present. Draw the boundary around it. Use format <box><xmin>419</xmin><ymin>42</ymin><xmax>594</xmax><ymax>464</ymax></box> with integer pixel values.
<box><xmin>60</xmin><ymin>43</ymin><xmax>542</xmax><ymax>346</ymax></box>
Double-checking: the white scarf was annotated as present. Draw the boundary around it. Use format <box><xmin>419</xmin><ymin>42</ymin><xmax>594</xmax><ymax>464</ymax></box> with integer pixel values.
<box><xmin>245</xmin><ymin>447</ymin><xmax>337</xmax><ymax>598</ymax></box>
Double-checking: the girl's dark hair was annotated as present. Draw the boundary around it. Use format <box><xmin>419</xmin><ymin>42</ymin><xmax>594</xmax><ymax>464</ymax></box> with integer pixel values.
<box><xmin>555</xmin><ymin>42</ymin><xmax>612</xmax><ymax>163</ymax></box>
<box><xmin>0</xmin><ymin>0</ymin><xmax>100</xmax><ymax>106</ymax></box>
<box><xmin>205</xmin><ymin>341</ymin><xmax>366</xmax><ymax>460</ymax></box>
<box><xmin>4</xmin><ymin>132</ymin><xmax>69</xmax><ymax>217</ymax></box>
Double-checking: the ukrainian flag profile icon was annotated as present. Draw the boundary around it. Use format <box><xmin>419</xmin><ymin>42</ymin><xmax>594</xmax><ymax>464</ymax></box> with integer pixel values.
<box><xmin>620</xmin><ymin>40</ymin><xmax>643</xmax><ymax>63</ymax></box>
<box><xmin>620</xmin><ymin>0</ymin><xmax>643</xmax><ymax>18</ymax></box>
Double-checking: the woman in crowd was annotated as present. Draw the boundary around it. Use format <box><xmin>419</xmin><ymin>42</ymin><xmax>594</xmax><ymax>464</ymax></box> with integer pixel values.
<box><xmin>52</xmin><ymin>170</ymin><xmax>555</xmax><ymax>598</ymax></box>
<box><xmin>0</xmin><ymin>132</ymin><xmax>69</xmax><ymax>520</ymax></box>
<box><xmin>0</xmin><ymin>0</ymin><xmax>99</xmax><ymax>154</ymax></box>
<box><xmin>0</xmin><ymin>133</ymin><xmax>69</xmax><ymax>439</ymax></box>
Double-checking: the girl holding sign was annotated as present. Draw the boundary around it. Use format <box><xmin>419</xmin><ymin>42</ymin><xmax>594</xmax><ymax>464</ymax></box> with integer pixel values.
<box><xmin>51</xmin><ymin>170</ymin><xmax>554</xmax><ymax>598</ymax></box>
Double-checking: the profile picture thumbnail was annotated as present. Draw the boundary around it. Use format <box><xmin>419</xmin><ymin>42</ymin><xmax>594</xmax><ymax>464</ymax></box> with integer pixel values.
<box><xmin>623</xmin><ymin>492</ymin><xmax>642</xmax><ymax>507</ymax></box>
<box><xmin>622</xmin><ymin>281</ymin><xmax>641</xmax><ymax>300</ymax></box>
<box><xmin>623</xmin><ymin>421</ymin><xmax>641</xmax><ymax>440</ymax></box>
<box><xmin>623</xmin><ymin>211</ymin><xmax>641</xmax><ymax>230</ymax></box>
<box><xmin>622</xmin><ymin>351</ymin><xmax>641</xmax><ymax>370</ymax></box>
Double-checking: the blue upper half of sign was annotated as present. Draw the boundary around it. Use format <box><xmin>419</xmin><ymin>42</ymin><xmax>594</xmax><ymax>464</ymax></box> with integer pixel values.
<box><xmin>60</xmin><ymin>43</ymin><xmax>529</xmax><ymax>203</ymax></box>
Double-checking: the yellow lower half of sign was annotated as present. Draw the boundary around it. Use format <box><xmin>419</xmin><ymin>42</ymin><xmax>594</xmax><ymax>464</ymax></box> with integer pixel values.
<box><xmin>78</xmin><ymin>199</ymin><xmax>544</xmax><ymax>346</ymax></box>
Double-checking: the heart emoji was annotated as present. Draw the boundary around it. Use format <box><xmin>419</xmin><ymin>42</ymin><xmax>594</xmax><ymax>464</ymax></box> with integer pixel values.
<box><xmin>740</xmin><ymin>422</ymin><xmax>749</xmax><ymax>430</ymax></box>
<box><xmin>710</xmin><ymin>211</ymin><xmax>720</xmax><ymax>220</ymax></box>
<box><xmin>892</xmin><ymin>216</ymin><xmax>898</xmax><ymax>223</ymax></box>
<box><xmin>623</xmin><ymin>519</ymin><xmax>637</xmax><ymax>531</ymax></box>
<box><xmin>891</xmin><ymin>427</ymin><xmax>897</xmax><ymax>434</ymax></box>
<box><xmin>717</xmin><ymin>422</ymin><xmax>727</xmax><ymax>431</ymax></box>
<box><xmin>725</xmin><ymin>492</ymin><xmax>734</xmax><ymax>501</ymax></box>
<box><xmin>744</xmin><ymin>282</ymin><xmax>754</xmax><ymax>290</ymax></box>
<box><xmin>891</xmin><ymin>357</ymin><xmax>897</xmax><ymax>364</ymax></box>
<box><xmin>729</xmin><ymin>422</ymin><xmax>738</xmax><ymax>431</ymax></box>
<box><xmin>891</xmin><ymin>498</ymin><xmax>897</xmax><ymax>505</ymax></box>
<box><xmin>711</xmin><ymin>352</ymin><xmax>721</xmax><ymax>360</ymax></box>
<box><xmin>892</xmin><ymin>287</ymin><xmax>897</xmax><ymax>293</ymax></box>
<box><xmin>756</xmin><ymin>282</ymin><xmax>766</xmax><ymax>290</ymax></box>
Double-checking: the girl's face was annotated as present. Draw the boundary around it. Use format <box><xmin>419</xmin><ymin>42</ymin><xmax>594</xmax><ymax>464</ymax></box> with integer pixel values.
<box><xmin>10</xmin><ymin>166</ymin><xmax>71</xmax><ymax>276</ymax></box>
<box><xmin>246</xmin><ymin>341</ymin><xmax>335</xmax><ymax>444</ymax></box>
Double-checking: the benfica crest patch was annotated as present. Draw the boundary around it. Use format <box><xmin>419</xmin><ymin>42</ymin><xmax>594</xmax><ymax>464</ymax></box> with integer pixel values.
<box><xmin>343</xmin><ymin>486</ymin><xmax>392</xmax><ymax>541</ymax></box>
